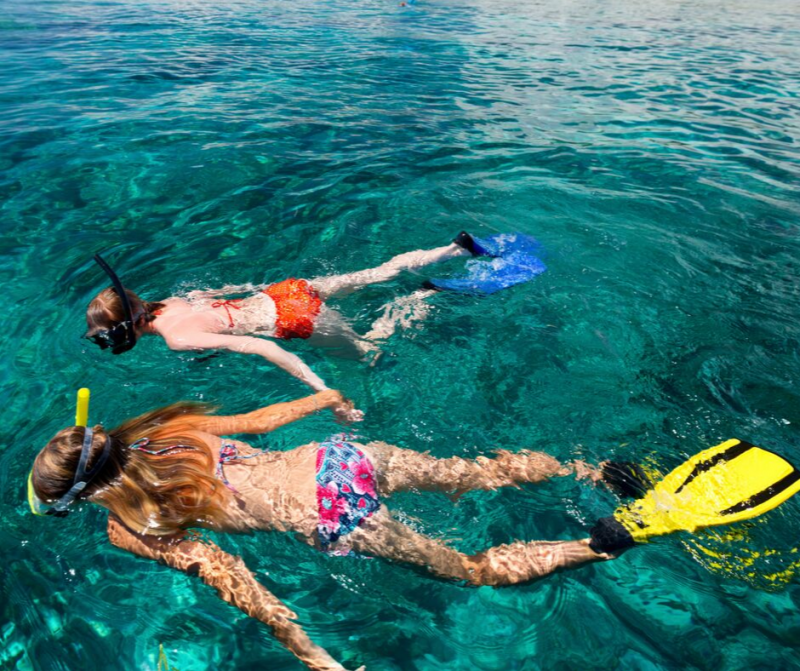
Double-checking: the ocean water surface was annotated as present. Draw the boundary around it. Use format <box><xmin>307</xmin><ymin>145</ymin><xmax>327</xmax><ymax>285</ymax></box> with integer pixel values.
<box><xmin>2</xmin><ymin>0</ymin><xmax>800</xmax><ymax>669</ymax></box>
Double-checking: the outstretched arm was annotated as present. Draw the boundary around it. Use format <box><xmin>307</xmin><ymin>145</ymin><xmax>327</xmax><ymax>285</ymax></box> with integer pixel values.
<box><xmin>188</xmin><ymin>390</ymin><xmax>352</xmax><ymax>436</ymax></box>
<box><xmin>166</xmin><ymin>332</ymin><xmax>328</xmax><ymax>392</ymax></box>
<box><xmin>107</xmin><ymin>517</ymin><xmax>356</xmax><ymax>671</ymax></box>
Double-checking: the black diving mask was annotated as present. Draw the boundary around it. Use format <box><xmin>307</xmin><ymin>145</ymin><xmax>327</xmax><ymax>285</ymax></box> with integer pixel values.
<box><xmin>86</xmin><ymin>253</ymin><xmax>142</xmax><ymax>355</ymax></box>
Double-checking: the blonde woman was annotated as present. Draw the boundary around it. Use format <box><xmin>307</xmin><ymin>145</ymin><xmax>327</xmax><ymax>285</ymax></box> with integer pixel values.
<box><xmin>31</xmin><ymin>390</ymin><xmax>609</xmax><ymax>671</ymax></box>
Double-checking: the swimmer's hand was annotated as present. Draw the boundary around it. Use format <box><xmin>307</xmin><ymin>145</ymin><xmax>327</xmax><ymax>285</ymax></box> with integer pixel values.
<box><xmin>317</xmin><ymin>389</ymin><xmax>365</xmax><ymax>423</ymax></box>
<box><xmin>333</xmin><ymin>400</ymin><xmax>365</xmax><ymax>424</ymax></box>
<box><xmin>107</xmin><ymin>516</ymin><xmax>350</xmax><ymax>671</ymax></box>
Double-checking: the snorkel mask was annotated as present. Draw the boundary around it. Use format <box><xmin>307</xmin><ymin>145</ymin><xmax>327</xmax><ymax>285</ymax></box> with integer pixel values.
<box><xmin>86</xmin><ymin>253</ymin><xmax>143</xmax><ymax>355</ymax></box>
<box><xmin>27</xmin><ymin>388</ymin><xmax>112</xmax><ymax>517</ymax></box>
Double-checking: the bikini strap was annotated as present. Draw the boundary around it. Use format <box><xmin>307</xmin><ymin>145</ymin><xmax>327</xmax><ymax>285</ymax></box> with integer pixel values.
<box><xmin>211</xmin><ymin>299</ymin><xmax>243</xmax><ymax>328</ymax></box>
<box><xmin>129</xmin><ymin>437</ymin><xmax>196</xmax><ymax>455</ymax></box>
<box><xmin>216</xmin><ymin>440</ymin><xmax>264</xmax><ymax>492</ymax></box>
<box><xmin>130</xmin><ymin>438</ymin><xmax>261</xmax><ymax>494</ymax></box>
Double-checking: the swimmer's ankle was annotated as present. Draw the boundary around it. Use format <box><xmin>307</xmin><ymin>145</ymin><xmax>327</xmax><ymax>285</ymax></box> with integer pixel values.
<box><xmin>453</xmin><ymin>231</ymin><xmax>494</xmax><ymax>257</ymax></box>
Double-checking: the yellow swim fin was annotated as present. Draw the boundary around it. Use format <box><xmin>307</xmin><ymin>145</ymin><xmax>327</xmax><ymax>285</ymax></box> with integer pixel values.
<box><xmin>590</xmin><ymin>439</ymin><xmax>800</xmax><ymax>553</ymax></box>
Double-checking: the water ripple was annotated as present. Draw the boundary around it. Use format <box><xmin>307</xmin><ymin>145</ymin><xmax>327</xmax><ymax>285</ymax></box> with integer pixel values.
<box><xmin>3</xmin><ymin>0</ymin><xmax>800</xmax><ymax>669</ymax></box>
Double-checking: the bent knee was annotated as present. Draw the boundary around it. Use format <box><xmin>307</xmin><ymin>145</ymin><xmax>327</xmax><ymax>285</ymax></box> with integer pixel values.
<box><xmin>463</xmin><ymin>552</ymin><xmax>512</xmax><ymax>587</ymax></box>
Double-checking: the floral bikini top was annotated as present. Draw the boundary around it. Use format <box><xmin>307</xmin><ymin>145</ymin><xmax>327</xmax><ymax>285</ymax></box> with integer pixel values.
<box><xmin>129</xmin><ymin>438</ymin><xmax>264</xmax><ymax>493</ymax></box>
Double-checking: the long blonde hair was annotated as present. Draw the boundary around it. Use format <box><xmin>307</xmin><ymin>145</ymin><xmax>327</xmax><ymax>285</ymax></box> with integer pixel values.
<box><xmin>32</xmin><ymin>404</ymin><xmax>235</xmax><ymax>535</ymax></box>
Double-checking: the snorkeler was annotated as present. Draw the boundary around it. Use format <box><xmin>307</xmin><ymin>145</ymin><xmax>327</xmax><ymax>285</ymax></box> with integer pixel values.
<box><xmin>83</xmin><ymin>236</ymin><xmax>477</xmax><ymax>403</ymax></box>
<box><xmin>30</xmin><ymin>389</ymin><xmax>609</xmax><ymax>670</ymax></box>
<box><xmin>29</xmin><ymin>390</ymin><xmax>800</xmax><ymax>670</ymax></box>
<box><xmin>83</xmin><ymin>232</ymin><xmax>546</xmax><ymax>413</ymax></box>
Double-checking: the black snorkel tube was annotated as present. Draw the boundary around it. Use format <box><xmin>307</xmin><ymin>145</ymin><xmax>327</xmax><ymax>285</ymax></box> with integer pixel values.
<box><xmin>87</xmin><ymin>253</ymin><xmax>142</xmax><ymax>355</ymax></box>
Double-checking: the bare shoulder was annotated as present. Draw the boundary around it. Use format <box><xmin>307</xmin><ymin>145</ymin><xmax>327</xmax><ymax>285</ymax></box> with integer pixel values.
<box><xmin>151</xmin><ymin>298</ymin><xmax>203</xmax><ymax>339</ymax></box>
<box><xmin>158</xmin><ymin>296</ymin><xmax>210</xmax><ymax>318</ymax></box>
<box><xmin>151</xmin><ymin>297</ymin><xmax>193</xmax><ymax>318</ymax></box>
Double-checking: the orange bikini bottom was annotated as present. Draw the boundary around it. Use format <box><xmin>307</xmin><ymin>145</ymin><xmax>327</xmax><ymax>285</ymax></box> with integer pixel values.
<box><xmin>263</xmin><ymin>278</ymin><xmax>322</xmax><ymax>340</ymax></box>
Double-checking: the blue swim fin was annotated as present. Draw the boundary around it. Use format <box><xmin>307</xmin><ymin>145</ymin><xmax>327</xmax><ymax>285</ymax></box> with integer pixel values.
<box><xmin>427</xmin><ymin>233</ymin><xmax>546</xmax><ymax>295</ymax></box>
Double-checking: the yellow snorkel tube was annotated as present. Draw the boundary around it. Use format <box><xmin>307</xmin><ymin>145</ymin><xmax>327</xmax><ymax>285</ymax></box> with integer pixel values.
<box><xmin>27</xmin><ymin>388</ymin><xmax>90</xmax><ymax>516</ymax></box>
<box><xmin>74</xmin><ymin>387</ymin><xmax>91</xmax><ymax>427</ymax></box>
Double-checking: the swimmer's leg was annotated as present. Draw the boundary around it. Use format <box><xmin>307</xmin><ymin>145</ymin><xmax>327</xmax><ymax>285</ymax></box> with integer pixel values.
<box><xmin>311</xmin><ymin>243</ymin><xmax>469</xmax><ymax>300</ymax></box>
<box><xmin>364</xmin><ymin>288</ymin><xmax>437</xmax><ymax>341</ymax></box>
<box><xmin>307</xmin><ymin>306</ymin><xmax>378</xmax><ymax>359</ymax></box>
<box><xmin>347</xmin><ymin>508</ymin><xmax>611</xmax><ymax>586</ymax></box>
<box><xmin>364</xmin><ymin>441</ymin><xmax>601</xmax><ymax>496</ymax></box>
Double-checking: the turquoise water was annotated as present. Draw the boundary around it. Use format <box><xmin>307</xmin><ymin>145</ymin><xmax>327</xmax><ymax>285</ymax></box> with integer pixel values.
<box><xmin>3</xmin><ymin>0</ymin><xmax>800</xmax><ymax>668</ymax></box>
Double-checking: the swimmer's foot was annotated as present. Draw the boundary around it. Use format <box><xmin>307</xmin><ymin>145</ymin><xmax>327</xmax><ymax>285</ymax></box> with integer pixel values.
<box><xmin>589</xmin><ymin>517</ymin><xmax>637</xmax><ymax>556</ymax></box>
<box><xmin>580</xmin><ymin>537</ymin><xmax>618</xmax><ymax>562</ymax></box>
<box><xmin>356</xmin><ymin>337</ymin><xmax>380</xmax><ymax>355</ymax></box>
<box><xmin>601</xmin><ymin>461</ymin><xmax>653</xmax><ymax>499</ymax></box>
<box><xmin>571</xmin><ymin>459</ymin><xmax>605</xmax><ymax>484</ymax></box>
<box><xmin>365</xmin><ymin>289</ymin><xmax>435</xmax><ymax>338</ymax></box>
<box><xmin>367</xmin><ymin>348</ymin><xmax>385</xmax><ymax>368</ymax></box>
<box><xmin>453</xmin><ymin>231</ymin><xmax>496</xmax><ymax>257</ymax></box>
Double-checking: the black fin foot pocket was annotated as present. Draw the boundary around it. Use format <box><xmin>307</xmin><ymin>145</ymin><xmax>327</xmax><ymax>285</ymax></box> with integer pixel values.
<box><xmin>602</xmin><ymin>461</ymin><xmax>652</xmax><ymax>499</ymax></box>
<box><xmin>453</xmin><ymin>231</ymin><xmax>494</xmax><ymax>257</ymax></box>
<box><xmin>421</xmin><ymin>280</ymin><xmax>443</xmax><ymax>292</ymax></box>
<box><xmin>589</xmin><ymin>517</ymin><xmax>637</xmax><ymax>554</ymax></box>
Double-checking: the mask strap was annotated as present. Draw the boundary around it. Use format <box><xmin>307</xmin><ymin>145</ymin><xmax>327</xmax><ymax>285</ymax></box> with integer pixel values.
<box><xmin>47</xmin><ymin>428</ymin><xmax>113</xmax><ymax>517</ymax></box>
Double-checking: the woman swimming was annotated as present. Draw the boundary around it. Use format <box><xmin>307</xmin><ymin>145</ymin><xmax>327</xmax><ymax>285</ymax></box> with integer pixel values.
<box><xmin>30</xmin><ymin>390</ymin><xmax>612</xmax><ymax>671</ymax></box>
<box><xmin>84</xmin><ymin>234</ymin><xmax>485</xmax><ymax>407</ymax></box>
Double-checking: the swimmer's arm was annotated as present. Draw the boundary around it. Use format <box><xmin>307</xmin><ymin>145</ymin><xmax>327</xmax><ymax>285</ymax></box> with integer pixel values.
<box><xmin>189</xmin><ymin>390</ymin><xmax>350</xmax><ymax>435</ymax></box>
<box><xmin>107</xmin><ymin>517</ymin><xmax>353</xmax><ymax>671</ymax></box>
<box><xmin>166</xmin><ymin>332</ymin><xmax>328</xmax><ymax>392</ymax></box>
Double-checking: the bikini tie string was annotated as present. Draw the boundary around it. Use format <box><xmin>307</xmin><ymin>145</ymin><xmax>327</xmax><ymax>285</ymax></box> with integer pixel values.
<box><xmin>128</xmin><ymin>437</ymin><xmax>195</xmax><ymax>455</ymax></box>
<box><xmin>217</xmin><ymin>441</ymin><xmax>265</xmax><ymax>493</ymax></box>
<box><xmin>211</xmin><ymin>299</ymin><xmax>243</xmax><ymax>328</ymax></box>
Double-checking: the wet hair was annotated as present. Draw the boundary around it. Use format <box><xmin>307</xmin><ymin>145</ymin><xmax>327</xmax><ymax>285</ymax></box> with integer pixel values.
<box><xmin>85</xmin><ymin>287</ymin><xmax>165</xmax><ymax>337</ymax></box>
<box><xmin>31</xmin><ymin>403</ymin><xmax>235</xmax><ymax>535</ymax></box>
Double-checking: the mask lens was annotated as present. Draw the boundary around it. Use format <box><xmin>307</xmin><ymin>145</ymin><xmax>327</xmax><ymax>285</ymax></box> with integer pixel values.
<box><xmin>89</xmin><ymin>332</ymin><xmax>112</xmax><ymax>349</ymax></box>
<box><xmin>88</xmin><ymin>324</ymin><xmax>129</xmax><ymax>350</ymax></box>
